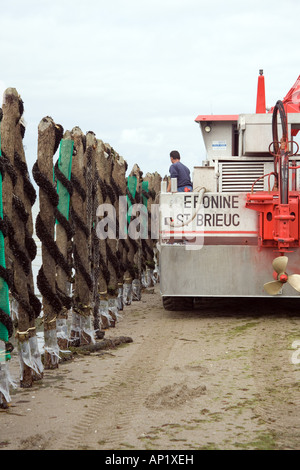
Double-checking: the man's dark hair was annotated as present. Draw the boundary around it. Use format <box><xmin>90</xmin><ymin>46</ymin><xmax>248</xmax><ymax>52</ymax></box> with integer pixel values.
<box><xmin>170</xmin><ymin>150</ymin><xmax>180</xmax><ymax>160</ymax></box>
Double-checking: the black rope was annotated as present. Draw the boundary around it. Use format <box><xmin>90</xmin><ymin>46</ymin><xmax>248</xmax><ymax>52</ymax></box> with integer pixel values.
<box><xmin>54</xmin><ymin>160</ymin><xmax>75</xmax><ymax>241</ymax></box>
<box><xmin>111</xmin><ymin>176</ymin><xmax>123</xmax><ymax>198</ymax></box>
<box><xmin>70</xmin><ymin>161</ymin><xmax>94</xmax><ymax>296</ymax></box>
<box><xmin>0</xmin><ymin>247</ymin><xmax>14</xmax><ymax>336</ymax></box>
<box><xmin>14</xmin><ymin>152</ymin><xmax>36</xmax><ymax>206</ymax></box>
<box><xmin>4</xmin><ymin>213</ymin><xmax>31</xmax><ymax>277</ymax></box>
<box><xmin>37</xmin><ymin>267</ymin><xmax>62</xmax><ymax>314</ymax></box>
<box><xmin>141</xmin><ymin>189</ymin><xmax>150</xmax><ymax>200</ymax></box>
<box><xmin>0</xmin><ymin>308</ymin><xmax>13</xmax><ymax>338</ymax></box>
<box><xmin>106</xmin><ymin>243</ymin><xmax>121</xmax><ymax>279</ymax></box>
<box><xmin>10</xmin><ymin>277</ymin><xmax>37</xmax><ymax>323</ymax></box>
<box><xmin>128</xmin><ymin>235</ymin><xmax>139</xmax><ymax>254</ymax></box>
<box><xmin>148</xmin><ymin>189</ymin><xmax>156</xmax><ymax>200</ymax></box>
<box><xmin>54</xmin><ymin>160</ymin><xmax>73</xmax><ymax>197</ymax></box>
<box><xmin>95</xmin><ymin>171</ymin><xmax>107</xmax><ymax>202</ymax></box>
<box><xmin>55</xmin><ymin>208</ymin><xmax>74</xmax><ymax>241</ymax></box>
<box><xmin>12</xmin><ymin>194</ymin><xmax>29</xmax><ymax>224</ymax></box>
<box><xmin>115</xmin><ymin>249</ymin><xmax>126</xmax><ymax>274</ymax></box>
<box><xmin>35</xmin><ymin>213</ymin><xmax>71</xmax><ymax>277</ymax></box>
<box><xmin>27</xmin><ymin>285</ymin><xmax>42</xmax><ymax>318</ymax></box>
<box><xmin>10</xmin><ymin>189</ymin><xmax>40</xmax><ymax>317</ymax></box>
<box><xmin>56</xmin><ymin>283</ymin><xmax>72</xmax><ymax>310</ymax></box>
<box><xmin>70</xmin><ymin>207</ymin><xmax>89</xmax><ymax>238</ymax></box>
<box><xmin>105</xmin><ymin>180</ymin><xmax>116</xmax><ymax>205</ymax></box>
<box><xmin>33</xmin><ymin>158</ymin><xmax>72</xmax><ymax>314</ymax></box>
<box><xmin>32</xmin><ymin>161</ymin><xmax>59</xmax><ymax>207</ymax></box>
<box><xmin>99</xmin><ymin>251</ymin><xmax>110</xmax><ymax>285</ymax></box>
<box><xmin>71</xmin><ymin>174</ymin><xmax>86</xmax><ymax>202</ymax></box>
<box><xmin>142</xmin><ymin>239</ymin><xmax>154</xmax><ymax>259</ymax></box>
<box><xmin>0</xmin><ymin>265</ymin><xmax>13</xmax><ymax>290</ymax></box>
<box><xmin>73</xmin><ymin>245</ymin><xmax>93</xmax><ymax>291</ymax></box>
<box><xmin>13</xmin><ymin>153</ymin><xmax>38</xmax><ymax>263</ymax></box>
<box><xmin>0</xmin><ymin>150</ymin><xmax>17</xmax><ymax>186</ymax></box>
<box><xmin>54</xmin><ymin>124</ymin><xmax>64</xmax><ymax>156</ymax></box>
<box><xmin>120</xmin><ymin>238</ymin><xmax>129</xmax><ymax>253</ymax></box>
<box><xmin>126</xmin><ymin>187</ymin><xmax>135</xmax><ymax>205</ymax></box>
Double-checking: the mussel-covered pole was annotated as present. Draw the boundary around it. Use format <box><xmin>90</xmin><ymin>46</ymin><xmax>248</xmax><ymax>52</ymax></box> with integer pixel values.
<box><xmin>111</xmin><ymin>149</ymin><xmax>127</xmax><ymax>311</ymax></box>
<box><xmin>105</xmin><ymin>146</ymin><xmax>121</xmax><ymax>325</ymax></box>
<box><xmin>80</xmin><ymin>131</ymin><xmax>95</xmax><ymax>344</ymax></box>
<box><xmin>0</xmin><ymin>105</ymin><xmax>13</xmax><ymax>407</ymax></box>
<box><xmin>94</xmin><ymin>140</ymin><xmax>111</xmax><ymax>331</ymax></box>
<box><xmin>54</xmin><ymin>132</ymin><xmax>74</xmax><ymax>350</ymax></box>
<box><xmin>130</xmin><ymin>164</ymin><xmax>144</xmax><ymax>301</ymax></box>
<box><xmin>123</xmin><ymin>170</ymin><xmax>138</xmax><ymax>305</ymax></box>
<box><xmin>92</xmin><ymin>141</ymin><xmax>102</xmax><ymax>337</ymax></box>
<box><xmin>14</xmin><ymin>103</ymin><xmax>43</xmax><ymax>382</ymax></box>
<box><xmin>1</xmin><ymin>88</ymin><xmax>36</xmax><ymax>387</ymax></box>
<box><xmin>33</xmin><ymin>116</ymin><xmax>63</xmax><ymax>369</ymax></box>
<box><xmin>69</xmin><ymin>128</ymin><xmax>93</xmax><ymax>346</ymax></box>
<box><xmin>142</xmin><ymin>172</ymin><xmax>161</xmax><ymax>286</ymax></box>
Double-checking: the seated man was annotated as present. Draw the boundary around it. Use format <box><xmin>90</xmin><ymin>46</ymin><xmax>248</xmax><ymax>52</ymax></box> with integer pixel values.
<box><xmin>167</xmin><ymin>150</ymin><xmax>193</xmax><ymax>192</ymax></box>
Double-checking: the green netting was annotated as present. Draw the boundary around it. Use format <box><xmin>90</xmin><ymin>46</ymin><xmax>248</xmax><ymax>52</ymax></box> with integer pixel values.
<box><xmin>56</xmin><ymin>139</ymin><xmax>74</xmax><ymax>222</ymax></box>
<box><xmin>0</xmin><ymin>123</ymin><xmax>11</xmax><ymax>359</ymax></box>
<box><xmin>142</xmin><ymin>180</ymin><xmax>149</xmax><ymax>207</ymax></box>
<box><xmin>126</xmin><ymin>175</ymin><xmax>137</xmax><ymax>226</ymax></box>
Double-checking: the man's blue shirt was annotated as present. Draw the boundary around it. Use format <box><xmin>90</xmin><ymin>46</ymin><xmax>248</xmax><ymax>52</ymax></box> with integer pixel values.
<box><xmin>169</xmin><ymin>161</ymin><xmax>192</xmax><ymax>188</ymax></box>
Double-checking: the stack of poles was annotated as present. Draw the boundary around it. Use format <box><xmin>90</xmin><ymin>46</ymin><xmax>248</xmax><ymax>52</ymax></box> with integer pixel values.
<box><xmin>0</xmin><ymin>92</ymin><xmax>160</xmax><ymax>405</ymax></box>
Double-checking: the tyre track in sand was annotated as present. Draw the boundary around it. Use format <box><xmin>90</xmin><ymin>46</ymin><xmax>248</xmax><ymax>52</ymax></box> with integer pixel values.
<box><xmin>250</xmin><ymin>304</ymin><xmax>300</xmax><ymax>450</ymax></box>
<box><xmin>61</xmin><ymin>299</ymin><xmax>175</xmax><ymax>450</ymax></box>
<box><xmin>61</xmin><ymin>296</ymin><xmax>300</xmax><ymax>450</ymax></box>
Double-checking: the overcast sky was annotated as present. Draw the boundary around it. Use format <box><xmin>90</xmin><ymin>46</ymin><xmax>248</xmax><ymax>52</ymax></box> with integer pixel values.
<box><xmin>1</xmin><ymin>0</ymin><xmax>300</xmax><ymax>181</ymax></box>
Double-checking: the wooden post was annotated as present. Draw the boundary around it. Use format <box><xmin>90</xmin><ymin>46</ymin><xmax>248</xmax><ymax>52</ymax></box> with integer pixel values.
<box><xmin>130</xmin><ymin>164</ymin><xmax>143</xmax><ymax>301</ymax></box>
<box><xmin>0</xmin><ymin>103</ymin><xmax>14</xmax><ymax>407</ymax></box>
<box><xmin>140</xmin><ymin>176</ymin><xmax>151</xmax><ymax>287</ymax></box>
<box><xmin>34</xmin><ymin>116</ymin><xmax>63</xmax><ymax>369</ymax></box>
<box><xmin>69</xmin><ymin>127</ymin><xmax>93</xmax><ymax>346</ymax></box>
<box><xmin>55</xmin><ymin>132</ymin><xmax>74</xmax><ymax>350</ymax></box>
<box><xmin>92</xmin><ymin>141</ymin><xmax>101</xmax><ymax>337</ymax></box>
<box><xmin>105</xmin><ymin>145</ymin><xmax>123</xmax><ymax>324</ymax></box>
<box><xmin>100</xmin><ymin>145</ymin><xmax>117</xmax><ymax>323</ymax></box>
<box><xmin>94</xmin><ymin>140</ymin><xmax>111</xmax><ymax>331</ymax></box>
<box><xmin>2</xmin><ymin>89</ymin><xmax>35</xmax><ymax>387</ymax></box>
<box><xmin>111</xmin><ymin>150</ymin><xmax>127</xmax><ymax>311</ymax></box>
<box><xmin>144</xmin><ymin>172</ymin><xmax>161</xmax><ymax>286</ymax></box>
<box><xmin>14</xmin><ymin>111</ymin><xmax>43</xmax><ymax>382</ymax></box>
<box><xmin>80</xmin><ymin>131</ymin><xmax>95</xmax><ymax>345</ymax></box>
<box><xmin>1</xmin><ymin>89</ymin><xmax>19</xmax><ymax>271</ymax></box>
<box><xmin>122</xmin><ymin>170</ymin><xmax>138</xmax><ymax>306</ymax></box>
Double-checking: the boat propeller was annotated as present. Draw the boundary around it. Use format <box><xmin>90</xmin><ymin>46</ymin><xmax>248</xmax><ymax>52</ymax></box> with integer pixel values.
<box><xmin>263</xmin><ymin>256</ymin><xmax>300</xmax><ymax>295</ymax></box>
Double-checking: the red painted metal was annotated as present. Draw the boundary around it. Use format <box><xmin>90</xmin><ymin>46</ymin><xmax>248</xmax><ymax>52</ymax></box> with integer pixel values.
<box><xmin>256</xmin><ymin>70</ymin><xmax>266</xmax><ymax>113</ymax></box>
<box><xmin>279</xmin><ymin>273</ymin><xmax>288</xmax><ymax>282</ymax></box>
<box><xmin>246</xmin><ymin>191</ymin><xmax>300</xmax><ymax>252</ymax></box>
<box><xmin>194</xmin><ymin>115</ymin><xmax>238</xmax><ymax>123</ymax></box>
<box><xmin>269</xmin><ymin>75</ymin><xmax>300</xmax><ymax>114</ymax></box>
<box><xmin>268</xmin><ymin>75</ymin><xmax>300</xmax><ymax>135</ymax></box>
<box><xmin>245</xmin><ymin>97</ymin><xmax>300</xmax><ymax>255</ymax></box>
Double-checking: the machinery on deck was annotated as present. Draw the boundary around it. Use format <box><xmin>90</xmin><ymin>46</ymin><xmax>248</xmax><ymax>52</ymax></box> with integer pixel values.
<box><xmin>158</xmin><ymin>70</ymin><xmax>300</xmax><ymax>310</ymax></box>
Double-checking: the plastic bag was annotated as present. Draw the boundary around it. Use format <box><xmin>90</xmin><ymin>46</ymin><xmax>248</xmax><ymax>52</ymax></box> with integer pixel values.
<box><xmin>123</xmin><ymin>283</ymin><xmax>132</xmax><ymax>305</ymax></box>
